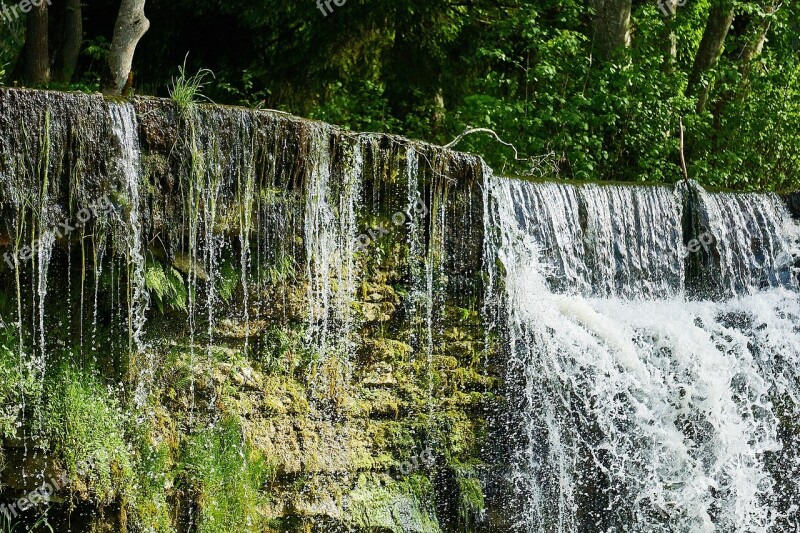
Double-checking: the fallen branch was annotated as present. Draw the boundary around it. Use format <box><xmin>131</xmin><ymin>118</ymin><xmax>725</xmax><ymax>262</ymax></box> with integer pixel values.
<box><xmin>446</xmin><ymin>127</ymin><xmax>564</xmax><ymax>177</ymax></box>
<box><xmin>445</xmin><ymin>127</ymin><xmax>527</xmax><ymax>162</ymax></box>
<box><xmin>679</xmin><ymin>116</ymin><xmax>689</xmax><ymax>183</ymax></box>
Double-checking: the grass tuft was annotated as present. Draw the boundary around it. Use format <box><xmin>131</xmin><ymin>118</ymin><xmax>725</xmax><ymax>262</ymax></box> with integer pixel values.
<box><xmin>169</xmin><ymin>54</ymin><xmax>215</xmax><ymax>116</ymax></box>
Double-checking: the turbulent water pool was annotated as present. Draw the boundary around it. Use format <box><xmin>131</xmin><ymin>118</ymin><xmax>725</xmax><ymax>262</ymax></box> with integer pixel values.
<box><xmin>484</xmin><ymin>174</ymin><xmax>800</xmax><ymax>532</ymax></box>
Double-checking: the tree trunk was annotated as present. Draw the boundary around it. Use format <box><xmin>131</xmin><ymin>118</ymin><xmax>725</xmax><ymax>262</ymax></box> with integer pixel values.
<box><xmin>685</xmin><ymin>0</ymin><xmax>735</xmax><ymax>112</ymax></box>
<box><xmin>432</xmin><ymin>87</ymin><xmax>446</xmax><ymax>141</ymax></box>
<box><xmin>55</xmin><ymin>0</ymin><xmax>83</xmax><ymax>83</ymax></box>
<box><xmin>590</xmin><ymin>0</ymin><xmax>632</xmax><ymax>60</ymax></box>
<box><xmin>23</xmin><ymin>0</ymin><xmax>50</xmax><ymax>84</ymax></box>
<box><xmin>736</xmin><ymin>3</ymin><xmax>778</xmax><ymax>100</ymax></box>
<box><xmin>708</xmin><ymin>3</ymin><xmax>775</xmax><ymax>147</ymax></box>
<box><xmin>101</xmin><ymin>0</ymin><xmax>150</xmax><ymax>95</ymax></box>
<box><xmin>660</xmin><ymin>0</ymin><xmax>678</xmax><ymax>72</ymax></box>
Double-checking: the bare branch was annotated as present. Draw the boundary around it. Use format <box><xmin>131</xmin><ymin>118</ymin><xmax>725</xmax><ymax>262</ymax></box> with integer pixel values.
<box><xmin>679</xmin><ymin>116</ymin><xmax>689</xmax><ymax>183</ymax></box>
<box><xmin>446</xmin><ymin>127</ymin><xmax>564</xmax><ymax>177</ymax></box>
<box><xmin>445</xmin><ymin>128</ymin><xmax>526</xmax><ymax>161</ymax></box>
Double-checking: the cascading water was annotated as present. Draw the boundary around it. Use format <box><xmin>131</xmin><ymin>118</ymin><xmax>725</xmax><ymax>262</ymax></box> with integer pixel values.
<box><xmin>491</xmin><ymin>180</ymin><xmax>685</xmax><ymax>298</ymax></box>
<box><xmin>697</xmin><ymin>189</ymin><xmax>798</xmax><ymax>295</ymax></box>
<box><xmin>404</xmin><ymin>146</ymin><xmax>438</xmax><ymax>429</ymax></box>
<box><xmin>108</xmin><ymin>103</ymin><xmax>149</xmax><ymax>404</ymax></box>
<box><xmin>485</xmin><ymin>173</ymin><xmax>800</xmax><ymax>531</ymax></box>
<box><xmin>304</xmin><ymin>126</ymin><xmax>364</xmax><ymax>365</ymax></box>
<box><xmin>2</xmin><ymin>87</ymin><xmax>797</xmax><ymax>532</ymax></box>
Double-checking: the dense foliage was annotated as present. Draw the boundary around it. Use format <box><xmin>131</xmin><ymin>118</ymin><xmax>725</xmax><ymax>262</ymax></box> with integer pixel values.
<box><xmin>1</xmin><ymin>0</ymin><xmax>799</xmax><ymax>190</ymax></box>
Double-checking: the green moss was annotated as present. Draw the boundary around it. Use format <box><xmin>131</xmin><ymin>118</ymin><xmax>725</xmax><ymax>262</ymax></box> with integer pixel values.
<box><xmin>0</xmin><ymin>234</ymin><xmax>494</xmax><ymax>532</ymax></box>
<box><xmin>360</xmin><ymin>338</ymin><xmax>412</xmax><ymax>364</ymax></box>
<box><xmin>255</xmin><ymin>324</ymin><xmax>308</xmax><ymax>375</ymax></box>
<box><xmin>456</xmin><ymin>475</ymin><xmax>485</xmax><ymax>532</ymax></box>
<box><xmin>258</xmin><ymin>375</ymin><xmax>309</xmax><ymax>416</ymax></box>
<box><xmin>367</xmin><ymin>421</ymin><xmax>416</xmax><ymax>455</ymax></box>
<box><xmin>180</xmin><ymin>416</ymin><xmax>267</xmax><ymax>533</ymax></box>
<box><xmin>129</xmin><ymin>436</ymin><xmax>175</xmax><ymax>532</ymax></box>
<box><xmin>41</xmin><ymin>364</ymin><xmax>133</xmax><ymax>505</ymax></box>
<box><xmin>347</xmin><ymin>473</ymin><xmax>440</xmax><ymax>533</ymax></box>
<box><xmin>0</xmin><ymin>328</ymin><xmax>37</xmax><ymax>439</ymax></box>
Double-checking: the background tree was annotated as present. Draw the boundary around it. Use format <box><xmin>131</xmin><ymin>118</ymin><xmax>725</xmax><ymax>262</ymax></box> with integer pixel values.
<box><xmin>686</xmin><ymin>0</ymin><xmax>736</xmax><ymax>111</ymax></box>
<box><xmin>52</xmin><ymin>0</ymin><xmax>83</xmax><ymax>83</ymax></box>
<box><xmin>102</xmin><ymin>0</ymin><xmax>149</xmax><ymax>95</ymax></box>
<box><xmin>590</xmin><ymin>0</ymin><xmax>633</xmax><ymax>60</ymax></box>
<box><xmin>21</xmin><ymin>0</ymin><xmax>49</xmax><ymax>84</ymax></box>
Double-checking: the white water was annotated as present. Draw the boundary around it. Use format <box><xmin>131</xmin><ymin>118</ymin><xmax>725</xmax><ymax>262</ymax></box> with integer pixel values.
<box><xmin>492</xmin><ymin>180</ymin><xmax>685</xmax><ymax>298</ymax></box>
<box><xmin>485</xmin><ymin>174</ymin><xmax>800</xmax><ymax>532</ymax></box>
<box><xmin>403</xmin><ymin>146</ymin><xmax>438</xmax><ymax>436</ymax></box>
<box><xmin>109</xmin><ymin>103</ymin><xmax>150</xmax><ymax>405</ymax></box>
<box><xmin>304</xmin><ymin>126</ymin><xmax>363</xmax><ymax>364</ymax></box>
<box><xmin>698</xmin><ymin>189</ymin><xmax>799</xmax><ymax>295</ymax></box>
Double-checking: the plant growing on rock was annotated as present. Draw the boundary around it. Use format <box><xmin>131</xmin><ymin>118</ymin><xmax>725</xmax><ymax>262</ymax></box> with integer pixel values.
<box><xmin>169</xmin><ymin>55</ymin><xmax>215</xmax><ymax>116</ymax></box>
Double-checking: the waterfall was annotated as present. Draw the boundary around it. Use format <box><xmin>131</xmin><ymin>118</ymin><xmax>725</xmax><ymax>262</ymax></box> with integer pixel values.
<box><xmin>404</xmin><ymin>146</ymin><xmax>437</xmax><ymax>428</ymax></box>
<box><xmin>2</xmin><ymin>88</ymin><xmax>798</xmax><ymax>532</ymax></box>
<box><xmin>485</xmin><ymin>173</ymin><xmax>800</xmax><ymax>532</ymax></box>
<box><xmin>697</xmin><ymin>189</ymin><xmax>799</xmax><ymax>295</ymax></box>
<box><xmin>109</xmin><ymin>104</ymin><xmax>149</xmax><ymax>404</ymax></box>
<box><xmin>488</xmin><ymin>179</ymin><xmax>685</xmax><ymax>299</ymax></box>
<box><xmin>303</xmin><ymin>126</ymin><xmax>363</xmax><ymax>365</ymax></box>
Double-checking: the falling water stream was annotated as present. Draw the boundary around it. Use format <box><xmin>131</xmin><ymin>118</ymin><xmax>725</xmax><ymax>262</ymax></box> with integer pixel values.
<box><xmin>484</xmin><ymin>173</ymin><xmax>800</xmax><ymax>532</ymax></box>
<box><xmin>109</xmin><ymin>103</ymin><xmax>149</xmax><ymax>405</ymax></box>
<box><xmin>697</xmin><ymin>189</ymin><xmax>798</xmax><ymax>295</ymax></box>
<box><xmin>303</xmin><ymin>125</ymin><xmax>363</xmax><ymax>366</ymax></box>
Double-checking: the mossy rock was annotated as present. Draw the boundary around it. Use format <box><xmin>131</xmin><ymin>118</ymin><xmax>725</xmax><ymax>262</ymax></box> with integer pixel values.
<box><xmin>359</xmin><ymin>339</ymin><xmax>412</xmax><ymax>365</ymax></box>
<box><xmin>347</xmin><ymin>473</ymin><xmax>440</xmax><ymax>533</ymax></box>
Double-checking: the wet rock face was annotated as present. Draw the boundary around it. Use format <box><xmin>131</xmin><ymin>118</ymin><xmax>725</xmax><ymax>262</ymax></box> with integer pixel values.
<box><xmin>787</xmin><ymin>193</ymin><xmax>800</xmax><ymax>284</ymax></box>
<box><xmin>0</xmin><ymin>89</ymin><xmax>112</xmax><ymax>235</ymax></box>
<box><xmin>0</xmin><ymin>88</ymin><xmax>496</xmax><ymax>532</ymax></box>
